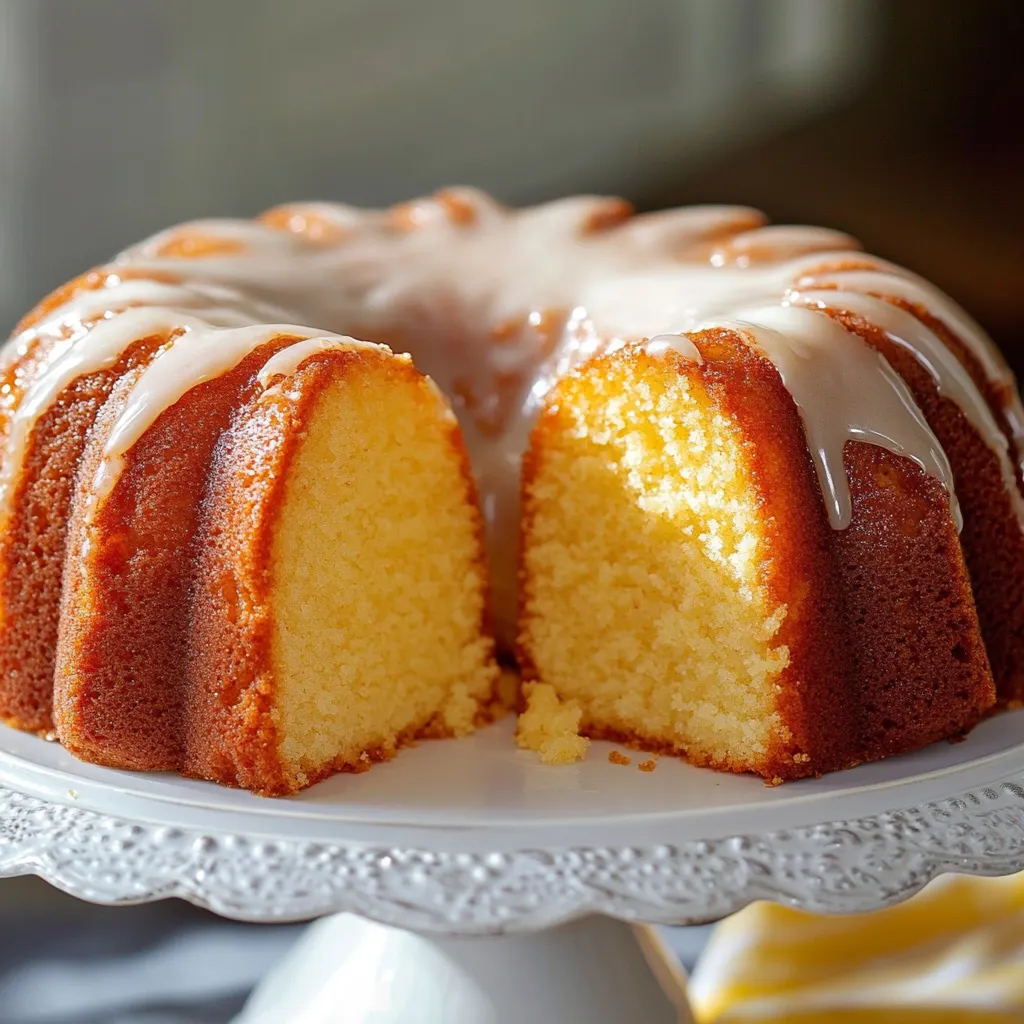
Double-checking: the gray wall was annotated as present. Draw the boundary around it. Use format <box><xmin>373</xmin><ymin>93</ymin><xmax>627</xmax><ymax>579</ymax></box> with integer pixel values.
<box><xmin>0</xmin><ymin>0</ymin><xmax>876</xmax><ymax>333</ymax></box>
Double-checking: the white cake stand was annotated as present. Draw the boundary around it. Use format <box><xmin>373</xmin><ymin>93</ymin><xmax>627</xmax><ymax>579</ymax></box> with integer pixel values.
<box><xmin>2</xmin><ymin>712</ymin><xmax>1024</xmax><ymax>1023</ymax></box>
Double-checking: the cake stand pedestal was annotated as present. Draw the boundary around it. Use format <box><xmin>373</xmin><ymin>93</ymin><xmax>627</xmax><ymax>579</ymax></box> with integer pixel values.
<box><xmin>1</xmin><ymin>715</ymin><xmax>1023</xmax><ymax>1023</ymax></box>
<box><xmin>236</xmin><ymin>913</ymin><xmax>690</xmax><ymax>1023</ymax></box>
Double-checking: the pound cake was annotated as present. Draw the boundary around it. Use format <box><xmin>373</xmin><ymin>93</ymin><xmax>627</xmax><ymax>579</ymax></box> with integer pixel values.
<box><xmin>0</xmin><ymin>188</ymin><xmax>1020</xmax><ymax>792</ymax></box>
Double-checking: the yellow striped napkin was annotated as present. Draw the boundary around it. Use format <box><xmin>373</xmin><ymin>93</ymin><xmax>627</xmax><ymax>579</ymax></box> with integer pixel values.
<box><xmin>688</xmin><ymin>874</ymin><xmax>1024</xmax><ymax>1023</ymax></box>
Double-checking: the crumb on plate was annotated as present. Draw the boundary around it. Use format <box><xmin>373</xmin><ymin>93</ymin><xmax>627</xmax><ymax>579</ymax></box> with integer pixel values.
<box><xmin>515</xmin><ymin>682</ymin><xmax>590</xmax><ymax>765</ymax></box>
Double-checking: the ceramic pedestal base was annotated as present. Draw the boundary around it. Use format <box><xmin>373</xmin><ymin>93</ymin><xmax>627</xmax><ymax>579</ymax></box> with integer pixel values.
<box><xmin>234</xmin><ymin>914</ymin><xmax>694</xmax><ymax>1024</ymax></box>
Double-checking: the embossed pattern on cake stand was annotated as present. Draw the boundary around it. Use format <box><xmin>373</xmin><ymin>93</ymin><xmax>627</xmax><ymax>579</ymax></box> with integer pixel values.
<box><xmin>1</xmin><ymin>714</ymin><xmax>1023</xmax><ymax>1022</ymax></box>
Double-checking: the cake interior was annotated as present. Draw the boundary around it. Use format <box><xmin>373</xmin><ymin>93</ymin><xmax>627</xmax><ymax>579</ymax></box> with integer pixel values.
<box><xmin>269</xmin><ymin>364</ymin><xmax>496</xmax><ymax>780</ymax></box>
<box><xmin>521</xmin><ymin>354</ymin><xmax>791</xmax><ymax>769</ymax></box>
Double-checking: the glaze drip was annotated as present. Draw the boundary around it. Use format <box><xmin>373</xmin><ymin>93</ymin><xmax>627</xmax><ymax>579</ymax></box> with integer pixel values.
<box><xmin>800</xmin><ymin>289</ymin><xmax>1024</xmax><ymax>526</ymax></box>
<box><xmin>678</xmin><ymin>306</ymin><xmax>959</xmax><ymax>530</ymax></box>
<box><xmin>3</xmin><ymin>189</ymin><xmax>1020</xmax><ymax>638</ymax></box>
<box><xmin>255</xmin><ymin>336</ymin><xmax>383</xmax><ymax>389</ymax></box>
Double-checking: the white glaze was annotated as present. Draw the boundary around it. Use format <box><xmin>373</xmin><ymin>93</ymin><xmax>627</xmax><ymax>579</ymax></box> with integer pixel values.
<box><xmin>646</xmin><ymin>334</ymin><xmax>703</xmax><ymax>363</ymax></box>
<box><xmin>798</xmin><ymin>263</ymin><xmax>1024</xmax><ymax>472</ymax></box>
<box><xmin>89</xmin><ymin>323</ymin><xmax>378</xmax><ymax>506</ymax></box>
<box><xmin>3</xmin><ymin>188</ymin><xmax>1021</xmax><ymax>638</ymax></box>
<box><xmin>798</xmin><ymin>289</ymin><xmax>1024</xmax><ymax>527</ymax></box>
<box><xmin>650</xmin><ymin>307</ymin><xmax>960</xmax><ymax>530</ymax></box>
<box><xmin>255</xmin><ymin>335</ymin><xmax>384</xmax><ymax>389</ymax></box>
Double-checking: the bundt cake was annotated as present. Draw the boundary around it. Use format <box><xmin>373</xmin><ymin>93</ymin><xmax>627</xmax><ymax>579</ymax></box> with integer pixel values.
<box><xmin>0</xmin><ymin>187</ymin><xmax>1021</xmax><ymax>793</ymax></box>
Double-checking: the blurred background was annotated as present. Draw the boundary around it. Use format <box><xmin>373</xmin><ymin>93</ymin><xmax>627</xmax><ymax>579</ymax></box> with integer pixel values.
<box><xmin>0</xmin><ymin>0</ymin><xmax>1021</xmax><ymax>1020</ymax></box>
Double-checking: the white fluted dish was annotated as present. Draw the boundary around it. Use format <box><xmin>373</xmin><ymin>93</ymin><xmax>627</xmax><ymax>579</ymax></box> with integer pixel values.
<box><xmin>0</xmin><ymin>712</ymin><xmax>1022</xmax><ymax>933</ymax></box>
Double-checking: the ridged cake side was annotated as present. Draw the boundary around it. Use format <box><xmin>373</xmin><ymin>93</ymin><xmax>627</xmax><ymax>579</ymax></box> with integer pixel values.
<box><xmin>53</xmin><ymin>339</ymin><xmax>300</xmax><ymax>769</ymax></box>
<box><xmin>0</xmin><ymin>334</ymin><xmax>164</xmax><ymax>732</ymax></box>
<box><xmin>828</xmin><ymin>303</ymin><xmax>1024</xmax><ymax>702</ymax></box>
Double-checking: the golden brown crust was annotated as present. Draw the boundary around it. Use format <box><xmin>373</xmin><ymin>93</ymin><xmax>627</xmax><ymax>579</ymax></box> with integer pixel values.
<box><xmin>0</xmin><ymin>335</ymin><xmax>164</xmax><ymax>733</ymax></box>
<box><xmin>829</xmin><ymin>444</ymin><xmax>992</xmax><ymax>761</ymax></box>
<box><xmin>812</xmin><ymin>293</ymin><xmax>1024</xmax><ymax>704</ymax></box>
<box><xmin>53</xmin><ymin>338</ymin><xmax>300</xmax><ymax>771</ymax></box>
<box><xmin>0</xmin><ymin>269</ymin><xmax>202</xmax><ymax>735</ymax></box>
<box><xmin>182</xmin><ymin>354</ymin><xmax>327</xmax><ymax>793</ymax></box>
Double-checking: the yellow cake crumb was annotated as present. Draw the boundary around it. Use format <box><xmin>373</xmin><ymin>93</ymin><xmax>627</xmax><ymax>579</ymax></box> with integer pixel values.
<box><xmin>609</xmin><ymin>750</ymin><xmax>631</xmax><ymax>766</ymax></box>
<box><xmin>519</xmin><ymin>352</ymin><xmax>791</xmax><ymax>779</ymax></box>
<box><xmin>441</xmin><ymin>683</ymin><xmax>479</xmax><ymax>736</ymax></box>
<box><xmin>638</xmin><ymin>759</ymin><xmax>656</xmax><ymax>772</ymax></box>
<box><xmin>516</xmin><ymin>682</ymin><xmax>590</xmax><ymax>765</ymax></box>
<box><xmin>270</xmin><ymin>363</ymin><xmax>497</xmax><ymax>784</ymax></box>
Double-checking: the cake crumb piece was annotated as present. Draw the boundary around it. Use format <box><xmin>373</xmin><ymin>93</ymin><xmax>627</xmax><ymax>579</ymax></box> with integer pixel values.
<box><xmin>793</xmin><ymin>752</ymin><xmax>811</xmax><ymax>764</ymax></box>
<box><xmin>516</xmin><ymin>682</ymin><xmax>590</xmax><ymax>765</ymax></box>
<box><xmin>766</xmin><ymin>776</ymin><xmax>784</xmax><ymax>787</ymax></box>
<box><xmin>638</xmin><ymin>759</ymin><xmax>656</xmax><ymax>773</ymax></box>
<box><xmin>608</xmin><ymin>750</ymin><xmax>631</xmax><ymax>766</ymax></box>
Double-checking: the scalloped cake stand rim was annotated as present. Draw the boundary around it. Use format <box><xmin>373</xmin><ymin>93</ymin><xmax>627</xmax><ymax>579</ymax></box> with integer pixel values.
<box><xmin>1</xmin><ymin>713</ymin><xmax>1023</xmax><ymax>849</ymax></box>
<box><xmin>0</xmin><ymin>712</ymin><xmax>1022</xmax><ymax>932</ymax></box>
